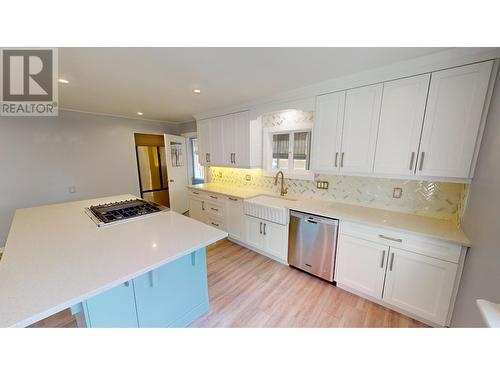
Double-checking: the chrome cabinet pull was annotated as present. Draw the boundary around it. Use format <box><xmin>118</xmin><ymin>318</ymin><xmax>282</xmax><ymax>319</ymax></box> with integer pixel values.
<box><xmin>201</xmin><ymin>201</ymin><xmax>205</xmax><ymax>211</ymax></box>
<box><xmin>206</xmin><ymin>153</ymin><xmax>210</xmax><ymax>163</ymax></box>
<box><xmin>306</xmin><ymin>219</ymin><xmax>318</xmax><ymax>224</ymax></box>
<box><xmin>334</xmin><ymin>152</ymin><xmax>339</xmax><ymax>167</ymax></box>
<box><xmin>340</xmin><ymin>152</ymin><xmax>345</xmax><ymax>168</ymax></box>
<box><xmin>419</xmin><ymin>152</ymin><xmax>425</xmax><ymax>171</ymax></box>
<box><xmin>123</xmin><ymin>281</ymin><xmax>130</xmax><ymax>287</ymax></box>
<box><xmin>389</xmin><ymin>253</ymin><xmax>395</xmax><ymax>271</ymax></box>
<box><xmin>210</xmin><ymin>195</ymin><xmax>218</xmax><ymax>199</ymax></box>
<box><xmin>260</xmin><ymin>222</ymin><xmax>262</xmax><ymax>234</ymax></box>
<box><xmin>211</xmin><ymin>222</ymin><xmax>219</xmax><ymax>227</ymax></box>
<box><xmin>191</xmin><ymin>252</ymin><xmax>196</xmax><ymax>266</ymax></box>
<box><xmin>192</xmin><ymin>191</ymin><xmax>200</xmax><ymax>195</ymax></box>
<box><xmin>380</xmin><ymin>250</ymin><xmax>386</xmax><ymax>268</ymax></box>
<box><xmin>233</xmin><ymin>153</ymin><xmax>236</xmax><ymax>164</ymax></box>
<box><xmin>409</xmin><ymin>152</ymin><xmax>415</xmax><ymax>171</ymax></box>
<box><xmin>210</xmin><ymin>207</ymin><xmax>219</xmax><ymax>212</ymax></box>
<box><xmin>228</xmin><ymin>197</ymin><xmax>238</xmax><ymax>201</ymax></box>
<box><xmin>263</xmin><ymin>223</ymin><xmax>267</xmax><ymax>235</ymax></box>
<box><xmin>379</xmin><ymin>234</ymin><xmax>402</xmax><ymax>243</ymax></box>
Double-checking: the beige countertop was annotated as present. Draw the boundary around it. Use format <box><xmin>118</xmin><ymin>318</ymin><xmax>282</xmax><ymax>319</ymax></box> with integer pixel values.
<box><xmin>187</xmin><ymin>183</ymin><xmax>470</xmax><ymax>246</ymax></box>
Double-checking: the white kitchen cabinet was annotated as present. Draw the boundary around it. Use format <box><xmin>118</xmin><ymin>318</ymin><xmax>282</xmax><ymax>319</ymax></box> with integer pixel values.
<box><xmin>262</xmin><ymin>220</ymin><xmax>288</xmax><ymax>260</ymax></box>
<box><xmin>188</xmin><ymin>198</ymin><xmax>205</xmax><ymax>222</ymax></box>
<box><xmin>244</xmin><ymin>215</ymin><xmax>287</xmax><ymax>262</ymax></box>
<box><xmin>197</xmin><ymin>111</ymin><xmax>260</xmax><ymax>168</ymax></box>
<box><xmin>382</xmin><ymin>247</ymin><xmax>458</xmax><ymax>326</ymax></box>
<box><xmin>197</xmin><ymin>119</ymin><xmax>211</xmax><ymax>166</ymax></box>
<box><xmin>245</xmin><ymin>215</ymin><xmax>264</xmax><ymax>250</ymax></box>
<box><xmin>226</xmin><ymin>196</ymin><xmax>244</xmax><ymax>241</ymax></box>
<box><xmin>208</xmin><ymin>117</ymin><xmax>224</xmax><ymax>166</ymax></box>
<box><xmin>373</xmin><ymin>74</ymin><xmax>430</xmax><ymax>175</ymax></box>
<box><xmin>340</xmin><ymin>84</ymin><xmax>383</xmax><ymax>173</ymax></box>
<box><xmin>335</xmin><ymin>234</ymin><xmax>388</xmax><ymax>299</ymax></box>
<box><xmin>312</xmin><ymin>91</ymin><xmax>346</xmax><ymax>172</ymax></box>
<box><xmin>416</xmin><ymin>60</ymin><xmax>494</xmax><ymax>178</ymax></box>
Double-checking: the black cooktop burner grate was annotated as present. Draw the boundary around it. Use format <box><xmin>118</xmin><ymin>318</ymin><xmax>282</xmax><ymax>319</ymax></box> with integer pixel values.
<box><xmin>88</xmin><ymin>199</ymin><xmax>166</xmax><ymax>225</ymax></box>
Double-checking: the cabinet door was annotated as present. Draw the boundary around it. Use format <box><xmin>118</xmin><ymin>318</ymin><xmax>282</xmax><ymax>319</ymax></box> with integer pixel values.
<box><xmin>262</xmin><ymin>221</ymin><xmax>287</xmax><ymax>261</ymax></box>
<box><xmin>335</xmin><ymin>234</ymin><xmax>388</xmax><ymax>299</ymax></box>
<box><xmin>84</xmin><ymin>282</ymin><xmax>138</xmax><ymax>327</ymax></box>
<box><xmin>374</xmin><ymin>74</ymin><xmax>430</xmax><ymax>175</ymax></box>
<box><xmin>209</xmin><ymin>117</ymin><xmax>224</xmax><ymax>166</ymax></box>
<box><xmin>382</xmin><ymin>247</ymin><xmax>458</xmax><ymax>326</ymax></box>
<box><xmin>233</xmin><ymin>111</ymin><xmax>250</xmax><ymax>167</ymax></box>
<box><xmin>221</xmin><ymin>114</ymin><xmax>236</xmax><ymax>166</ymax></box>
<box><xmin>197</xmin><ymin>119</ymin><xmax>211</xmax><ymax>166</ymax></box>
<box><xmin>189</xmin><ymin>198</ymin><xmax>205</xmax><ymax>222</ymax></box>
<box><xmin>312</xmin><ymin>91</ymin><xmax>345</xmax><ymax>172</ymax></box>
<box><xmin>340</xmin><ymin>84</ymin><xmax>383</xmax><ymax>173</ymax></box>
<box><xmin>226</xmin><ymin>197</ymin><xmax>244</xmax><ymax>241</ymax></box>
<box><xmin>133</xmin><ymin>248</ymin><xmax>209</xmax><ymax>327</ymax></box>
<box><xmin>416</xmin><ymin>61</ymin><xmax>493</xmax><ymax>178</ymax></box>
<box><xmin>245</xmin><ymin>215</ymin><xmax>264</xmax><ymax>250</ymax></box>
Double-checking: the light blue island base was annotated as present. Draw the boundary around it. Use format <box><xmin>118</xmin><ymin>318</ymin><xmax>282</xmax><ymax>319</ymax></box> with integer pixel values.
<box><xmin>70</xmin><ymin>248</ymin><xmax>209</xmax><ymax>328</ymax></box>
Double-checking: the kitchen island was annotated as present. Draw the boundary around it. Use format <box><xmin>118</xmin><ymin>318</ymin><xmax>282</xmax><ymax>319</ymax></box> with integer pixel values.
<box><xmin>0</xmin><ymin>195</ymin><xmax>227</xmax><ymax>327</ymax></box>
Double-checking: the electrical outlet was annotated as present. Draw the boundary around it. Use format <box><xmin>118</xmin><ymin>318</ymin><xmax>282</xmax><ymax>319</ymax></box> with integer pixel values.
<box><xmin>245</xmin><ymin>174</ymin><xmax>251</xmax><ymax>181</ymax></box>
<box><xmin>217</xmin><ymin>171</ymin><xmax>222</xmax><ymax>178</ymax></box>
<box><xmin>393</xmin><ymin>187</ymin><xmax>402</xmax><ymax>199</ymax></box>
<box><xmin>316</xmin><ymin>181</ymin><xmax>329</xmax><ymax>190</ymax></box>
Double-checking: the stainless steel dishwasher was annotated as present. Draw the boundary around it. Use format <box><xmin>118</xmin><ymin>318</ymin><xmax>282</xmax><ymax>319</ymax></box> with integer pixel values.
<box><xmin>288</xmin><ymin>210</ymin><xmax>339</xmax><ymax>282</ymax></box>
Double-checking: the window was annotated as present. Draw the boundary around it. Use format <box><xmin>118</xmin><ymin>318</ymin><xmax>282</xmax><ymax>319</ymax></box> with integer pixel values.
<box><xmin>190</xmin><ymin>137</ymin><xmax>204</xmax><ymax>184</ymax></box>
<box><xmin>271</xmin><ymin>131</ymin><xmax>311</xmax><ymax>173</ymax></box>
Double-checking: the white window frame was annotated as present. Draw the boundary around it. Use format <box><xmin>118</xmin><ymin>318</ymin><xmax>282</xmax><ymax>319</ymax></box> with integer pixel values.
<box><xmin>263</xmin><ymin>126</ymin><xmax>314</xmax><ymax>180</ymax></box>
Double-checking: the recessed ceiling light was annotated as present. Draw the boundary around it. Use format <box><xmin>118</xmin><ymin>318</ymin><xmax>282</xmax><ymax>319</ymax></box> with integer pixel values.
<box><xmin>193</xmin><ymin>89</ymin><xmax>201</xmax><ymax>94</ymax></box>
<box><xmin>137</xmin><ymin>112</ymin><xmax>143</xmax><ymax>116</ymax></box>
<box><xmin>58</xmin><ymin>79</ymin><xmax>69</xmax><ymax>84</ymax></box>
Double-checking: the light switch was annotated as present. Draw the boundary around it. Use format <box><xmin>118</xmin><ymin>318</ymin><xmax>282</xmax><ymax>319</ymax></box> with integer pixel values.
<box><xmin>393</xmin><ymin>187</ymin><xmax>402</xmax><ymax>199</ymax></box>
<box><xmin>316</xmin><ymin>181</ymin><xmax>329</xmax><ymax>190</ymax></box>
<box><xmin>245</xmin><ymin>174</ymin><xmax>251</xmax><ymax>181</ymax></box>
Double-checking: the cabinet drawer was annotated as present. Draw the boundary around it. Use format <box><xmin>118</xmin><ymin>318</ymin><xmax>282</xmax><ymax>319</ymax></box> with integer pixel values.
<box><xmin>205</xmin><ymin>202</ymin><xmax>225</xmax><ymax>219</ymax></box>
<box><xmin>205</xmin><ymin>193</ymin><xmax>224</xmax><ymax>203</ymax></box>
<box><xmin>189</xmin><ymin>189</ymin><xmax>206</xmax><ymax>199</ymax></box>
<box><xmin>207</xmin><ymin>217</ymin><xmax>225</xmax><ymax>231</ymax></box>
<box><xmin>340</xmin><ymin>221</ymin><xmax>461</xmax><ymax>263</ymax></box>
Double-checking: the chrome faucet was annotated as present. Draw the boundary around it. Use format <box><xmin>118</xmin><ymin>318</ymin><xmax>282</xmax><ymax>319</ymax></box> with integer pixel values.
<box><xmin>274</xmin><ymin>171</ymin><xmax>288</xmax><ymax>196</ymax></box>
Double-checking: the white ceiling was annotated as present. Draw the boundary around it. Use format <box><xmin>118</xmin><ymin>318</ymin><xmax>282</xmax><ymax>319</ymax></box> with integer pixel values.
<box><xmin>59</xmin><ymin>48</ymin><xmax>450</xmax><ymax>123</ymax></box>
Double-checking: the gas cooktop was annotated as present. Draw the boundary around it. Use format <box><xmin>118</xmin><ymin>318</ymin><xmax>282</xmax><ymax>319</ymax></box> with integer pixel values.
<box><xmin>85</xmin><ymin>199</ymin><xmax>169</xmax><ymax>227</ymax></box>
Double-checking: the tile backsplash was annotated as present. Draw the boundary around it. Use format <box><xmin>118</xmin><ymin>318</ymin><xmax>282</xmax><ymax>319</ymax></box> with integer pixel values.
<box><xmin>207</xmin><ymin>167</ymin><xmax>469</xmax><ymax>224</ymax></box>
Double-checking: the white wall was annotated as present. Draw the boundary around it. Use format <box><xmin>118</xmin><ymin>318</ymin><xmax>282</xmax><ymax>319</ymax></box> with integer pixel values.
<box><xmin>0</xmin><ymin>110</ymin><xmax>179</xmax><ymax>247</ymax></box>
<box><xmin>452</xmin><ymin>75</ymin><xmax>500</xmax><ymax>327</ymax></box>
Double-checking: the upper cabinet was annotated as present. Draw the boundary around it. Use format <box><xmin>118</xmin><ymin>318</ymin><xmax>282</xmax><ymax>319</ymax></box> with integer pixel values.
<box><xmin>341</xmin><ymin>84</ymin><xmax>383</xmax><ymax>173</ymax></box>
<box><xmin>311</xmin><ymin>91</ymin><xmax>345</xmax><ymax>172</ymax></box>
<box><xmin>416</xmin><ymin>61</ymin><xmax>494</xmax><ymax>179</ymax></box>
<box><xmin>197</xmin><ymin>111</ymin><xmax>261</xmax><ymax>168</ymax></box>
<box><xmin>373</xmin><ymin>74</ymin><xmax>430</xmax><ymax>175</ymax></box>
<box><xmin>312</xmin><ymin>84</ymin><xmax>383</xmax><ymax>174</ymax></box>
<box><xmin>312</xmin><ymin>60</ymin><xmax>495</xmax><ymax>180</ymax></box>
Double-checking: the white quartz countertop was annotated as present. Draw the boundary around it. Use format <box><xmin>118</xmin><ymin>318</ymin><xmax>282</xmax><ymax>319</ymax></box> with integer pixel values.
<box><xmin>187</xmin><ymin>183</ymin><xmax>470</xmax><ymax>246</ymax></box>
<box><xmin>0</xmin><ymin>194</ymin><xmax>227</xmax><ymax>328</ymax></box>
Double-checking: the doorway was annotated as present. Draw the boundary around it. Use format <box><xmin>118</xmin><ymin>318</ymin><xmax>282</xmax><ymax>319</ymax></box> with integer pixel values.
<box><xmin>134</xmin><ymin>133</ymin><xmax>170</xmax><ymax>208</ymax></box>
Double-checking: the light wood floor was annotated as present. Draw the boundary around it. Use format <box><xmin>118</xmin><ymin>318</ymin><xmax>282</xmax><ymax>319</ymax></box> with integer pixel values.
<box><xmin>30</xmin><ymin>239</ymin><xmax>427</xmax><ymax>328</ymax></box>
<box><xmin>191</xmin><ymin>240</ymin><xmax>427</xmax><ymax>328</ymax></box>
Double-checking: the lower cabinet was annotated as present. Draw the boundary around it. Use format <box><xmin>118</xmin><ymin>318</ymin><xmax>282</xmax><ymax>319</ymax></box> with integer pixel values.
<box><xmin>133</xmin><ymin>248</ymin><xmax>209</xmax><ymax>328</ymax></box>
<box><xmin>189</xmin><ymin>197</ymin><xmax>205</xmax><ymax>222</ymax></box>
<box><xmin>335</xmin><ymin>223</ymin><xmax>465</xmax><ymax>326</ymax></box>
<box><xmin>335</xmin><ymin>235</ymin><xmax>388</xmax><ymax>299</ymax></box>
<box><xmin>244</xmin><ymin>215</ymin><xmax>287</xmax><ymax>262</ymax></box>
<box><xmin>77</xmin><ymin>248</ymin><xmax>208</xmax><ymax>328</ymax></box>
<box><xmin>382</xmin><ymin>246</ymin><xmax>458</xmax><ymax>325</ymax></box>
<box><xmin>83</xmin><ymin>281</ymin><xmax>139</xmax><ymax>328</ymax></box>
<box><xmin>226</xmin><ymin>197</ymin><xmax>244</xmax><ymax>241</ymax></box>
